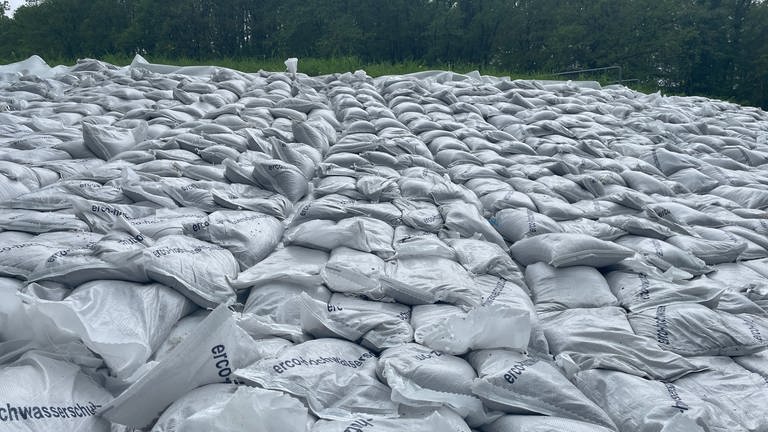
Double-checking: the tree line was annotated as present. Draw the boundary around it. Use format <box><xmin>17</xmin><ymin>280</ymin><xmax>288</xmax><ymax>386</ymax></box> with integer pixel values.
<box><xmin>1</xmin><ymin>0</ymin><xmax>767</xmax><ymax>109</ymax></box>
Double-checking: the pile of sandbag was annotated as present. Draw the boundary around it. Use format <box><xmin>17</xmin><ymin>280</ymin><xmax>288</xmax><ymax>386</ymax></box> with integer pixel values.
<box><xmin>1</xmin><ymin>55</ymin><xmax>768</xmax><ymax>432</ymax></box>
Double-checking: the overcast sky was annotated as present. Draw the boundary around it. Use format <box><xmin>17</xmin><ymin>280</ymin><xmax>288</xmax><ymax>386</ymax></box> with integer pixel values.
<box><xmin>6</xmin><ymin>0</ymin><xmax>26</xmax><ymax>16</ymax></box>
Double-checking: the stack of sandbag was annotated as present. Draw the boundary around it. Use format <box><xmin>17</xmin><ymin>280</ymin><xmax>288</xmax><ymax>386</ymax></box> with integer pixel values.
<box><xmin>2</xmin><ymin>55</ymin><xmax>768</xmax><ymax>432</ymax></box>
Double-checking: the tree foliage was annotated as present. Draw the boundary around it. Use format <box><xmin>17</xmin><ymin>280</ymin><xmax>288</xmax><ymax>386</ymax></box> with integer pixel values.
<box><xmin>0</xmin><ymin>0</ymin><xmax>766</xmax><ymax>107</ymax></box>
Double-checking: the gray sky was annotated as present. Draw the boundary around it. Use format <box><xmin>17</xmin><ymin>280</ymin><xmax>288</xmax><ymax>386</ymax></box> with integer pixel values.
<box><xmin>6</xmin><ymin>0</ymin><xmax>25</xmax><ymax>16</ymax></box>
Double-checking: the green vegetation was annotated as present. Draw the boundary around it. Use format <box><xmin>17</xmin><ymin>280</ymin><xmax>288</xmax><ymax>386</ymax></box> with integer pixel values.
<box><xmin>1</xmin><ymin>0</ymin><xmax>766</xmax><ymax>108</ymax></box>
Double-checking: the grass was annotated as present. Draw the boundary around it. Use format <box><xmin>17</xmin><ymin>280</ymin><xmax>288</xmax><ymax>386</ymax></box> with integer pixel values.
<box><xmin>4</xmin><ymin>54</ymin><xmax>660</xmax><ymax>94</ymax></box>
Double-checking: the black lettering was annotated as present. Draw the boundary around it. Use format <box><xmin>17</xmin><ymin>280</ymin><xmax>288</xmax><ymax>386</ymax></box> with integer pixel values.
<box><xmin>18</xmin><ymin>406</ymin><xmax>31</xmax><ymax>420</ymax></box>
<box><xmin>32</xmin><ymin>407</ymin><xmax>43</xmax><ymax>419</ymax></box>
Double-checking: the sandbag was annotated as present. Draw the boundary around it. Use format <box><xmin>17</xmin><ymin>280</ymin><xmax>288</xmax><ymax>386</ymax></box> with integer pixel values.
<box><xmin>557</xmin><ymin>218</ymin><xmax>627</xmax><ymax>241</ymax></box>
<box><xmin>21</xmin><ymin>280</ymin><xmax>195</xmax><ymax>379</ymax></box>
<box><xmin>411</xmin><ymin>303</ymin><xmax>531</xmax><ymax>355</ymax></box>
<box><xmin>299</xmin><ymin>292</ymin><xmax>413</xmax><ymax>350</ymax></box>
<box><xmin>234</xmin><ymin>338</ymin><xmax>399</xmax><ymax>419</ymax></box>
<box><xmin>468</xmin><ymin>349</ymin><xmax>616</xmax><ymax>429</ymax></box>
<box><xmin>481</xmin><ymin>415</ymin><xmax>616</xmax><ymax>432</ymax></box>
<box><xmin>140</xmin><ymin>235</ymin><xmax>239</xmax><ymax>308</ymax></box>
<box><xmin>615</xmin><ymin>235</ymin><xmax>712</xmax><ymax>276</ymax></box>
<box><xmin>599</xmin><ymin>215</ymin><xmax>674</xmax><ymax>239</ymax></box>
<box><xmin>573</xmin><ymin>368</ymin><xmax>747</xmax><ymax>432</ymax></box>
<box><xmin>232</xmin><ymin>246</ymin><xmax>329</xmax><ymax>290</ymax></box>
<box><xmin>380</xmin><ymin>254</ymin><xmax>478</xmax><ymax>307</ymax></box>
<box><xmin>195</xmin><ymin>210</ymin><xmax>284</xmax><ymax>269</ymax></box>
<box><xmin>82</xmin><ymin>121</ymin><xmax>147</xmax><ymax>160</ymax></box>
<box><xmin>284</xmin><ymin>217</ymin><xmax>394</xmax><ymax>257</ymax></box>
<box><xmin>665</xmin><ymin>234</ymin><xmax>747</xmax><ymax>265</ymax></box>
<box><xmin>445</xmin><ymin>238</ymin><xmax>522</xmax><ymax>280</ymax></box>
<box><xmin>250</xmin><ymin>157</ymin><xmax>309</xmax><ymax>202</ymax></box>
<box><xmin>674</xmin><ymin>356</ymin><xmax>768</xmax><ymax>432</ymax></box>
<box><xmin>525</xmin><ymin>262</ymin><xmax>619</xmax><ymax>312</ymax></box>
<box><xmin>0</xmin><ymin>351</ymin><xmax>113</xmax><ymax>431</ymax></box>
<box><xmin>605</xmin><ymin>270</ymin><xmax>722</xmax><ymax>312</ymax></box>
<box><xmin>99</xmin><ymin>305</ymin><xmax>265</xmax><ymax>428</ymax></box>
<box><xmin>440</xmin><ymin>201</ymin><xmax>507</xmax><ymax>248</ymax></box>
<box><xmin>490</xmin><ymin>208</ymin><xmax>562</xmax><ymax>243</ymax></box>
<box><xmin>627</xmin><ymin>304</ymin><xmax>768</xmax><ymax>356</ymax></box>
<box><xmin>376</xmin><ymin>343</ymin><xmax>484</xmax><ymax>424</ymax></box>
<box><xmin>541</xmin><ymin>307</ymin><xmax>701</xmax><ymax>380</ymax></box>
<box><xmin>311</xmin><ymin>409</ymin><xmax>471</xmax><ymax>432</ymax></box>
<box><xmin>151</xmin><ymin>384</ymin><xmax>310</xmax><ymax>432</ymax></box>
<box><xmin>510</xmin><ymin>233</ymin><xmax>634</xmax><ymax>268</ymax></box>
<box><xmin>321</xmin><ymin>247</ymin><xmax>387</xmax><ymax>299</ymax></box>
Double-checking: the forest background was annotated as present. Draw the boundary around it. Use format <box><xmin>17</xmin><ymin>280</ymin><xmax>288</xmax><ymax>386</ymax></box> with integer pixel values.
<box><xmin>1</xmin><ymin>0</ymin><xmax>766</xmax><ymax>109</ymax></box>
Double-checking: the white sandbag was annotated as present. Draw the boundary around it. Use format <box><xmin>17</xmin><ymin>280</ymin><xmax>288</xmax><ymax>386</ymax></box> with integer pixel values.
<box><xmin>468</xmin><ymin>349</ymin><xmax>616</xmax><ymax>429</ymax></box>
<box><xmin>0</xmin><ymin>278</ymin><xmax>30</xmax><ymax>342</ymax></box>
<box><xmin>645</xmin><ymin>201</ymin><xmax>724</xmax><ymax>228</ymax></box>
<box><xmin>376</xmin><ymin>343</ymin><xmax>484</xmax><ymax>424</ymax></box>
<box><xmin>380</xmin><ymin>254</ymin><xmax>478</xmax><ymax>307</ymax></box>
<box><xmin>82</xmin><ymin>121</ymin><xmax>147</xmax><ymax>160</ymax></box>
<box><xmin>411</xmin><ymin>303</ymin><xmax>530</xmax><ymax>355</ymax></box>
<box><xmin>640</xmin><ymin>148</ymin><xmax>698</xmax><ymax>175</ymax></box>
<box><xmin>211</xmin><ymin>183</ymin><xmax>293</xmax><ymax>219</ymax></box>
<box><xmin>472</xmin><ymin>275</ymin><xmax>549</xmax><ymax>354</ymax></box>
<box><xmin>599</xmin><ymin>215</ymin><xmax>674</xmax><ymax>239</ymax></box>
<box><xmin>140</xmin><ymin>235</ymin><xmax>239</xmax><ymax>308</ymax></box>
<box><xmin>70</xmin><ymin>199</ymin><xmax>156</xmax><ymax>233</ymax></box>
<box><xmin>29</xmin><ymin>221</ymin><xmax>152</xmax><ymax>287</ymax></box>
<box><xmin>573</xmin><ymin>368</ymin><xmax>747</xmax><ymax>432</ymax></box>
<box><xmin>234</xmin><ymin>338</ymin><xmax>399</xmax><ymax>419</ymax></box>
<box><xmin>703</xmin><ymin>262</ymin><xmax>768</xmax><ymax>293</ymax></box>
<box><xmin>440</xmin><ymin>201</ymin><xmax>507</xmax><ymax>248</ymax></box>
<box><xmin>665</xmin><ymin>234</ymin><xmax>747</xmax><ymax>265</ymax></box>
<box><xmin>198</xmin><ymin>210</ymin><xmax>284</xmax><ymax>269</ymax></box>
<box><xmin>125</xmin><ymin>208</ymin><xmax>209</xmax><ymax>238</ymax></box>
<box><xmin>241</xmin><ymin>281</ymin><xmax>331</xmax><ymax>342</ymax></box>
<box><xmin>321</xmin><ymin>247</ymin><xmax>387</xmax><ymax>299</ymax></box>
<box><xmin>21</xmin><ymin>280</ymin><xmax>195</xmax><ymax>379</ymax></box>
<box><xmin>614</xmin><ymin>235</ymin><xmax>712</xmax><ymax>275</ymax></box>
<box><xmin>0</xmin><ymin>208</ymin><xmax>90</xmax><ymax>233</ymax></box>
<box><xmin>250</xmin><ymin>157</ymin><xmax>309</xmax><ymax>202</ymax></box>
<box><xmin>668</xmin><ymin>167</ymin><xmax>720</xmax><ymax>193</ymax></box>
<box><xmin>300</xmin><ymin>292</ymin><xmax>413</xmax><ymax>350</ymax></box>
<box><xmin>479</xmin><ymin>190</ymin><xmax>537</xmax><ymax>214</ymax></box>
<box><xmin>0</xmin><ymin>351</ymin><xmax>113</xmax><ymax>431</ymax></box>
<box><xmin>510</xmin><ymin>233</ymin><xmax>634</xmax><ymax>268</ymax></box>
<box><xmin>232</xmin><ymin>246</ymin><xmax>329</xmax><ymax>290</ymax></box>
<box><xmin>490</xmin><ymin>208</ymin><xmax>562</xmax><ymax>243</ymax></box>
<box><xmin>627</xmin><ymin>304</ymin><xmax>768</xmax><ymax>356</ymax></box>
<box><xmin>526</xmin><ymin>192</ymin><xmax>586</xmax><ymax>221</ymax></box>
<box><xmin>99</xmin><ymin>305</ymin><xmax>264</xmax><ymax>428</ymax></box>
<box><xmin>620</xmin><ymin>171</ymin><xmax>674</xmax><ymax>195</ymax></box>
<box><xmin>711</xmin><ymin>184</ymin><xmax>768</xmax><ymax>209</ymax></box>
<box><xmin>541</xmin><ymin>307</ymin><xmax>701</xmax><ymax>380</ymax></box>
<box><xmin>284</xmin><ymin>217</ymin><xmax>394</xmax><ymax>257</ymax></box>
<box><xmin>395</xmin><ymin>199</ymin><xmax>443</xmax><ymax>233</ymax></box>
<box><xmin>605</xmin><ymin>270</ymin><xmax>722</xmax><ymax>312</ymax></box>
<box><xmin>151</xmin><ymin>384</ymin><xmax>309</xmax><ymax>432</ymax></box>
<box><xmin>445</xmin><ymin>238</ymin><xmax>522</xmax><ymax>280</ymax></box>
<box><xmin>311</xmin><ymin>409</ymin><xmax>471</xmax><ymax>432</ymax></box>
<box><xmin>733</xmin><ymin>349</ymin><xmax>768</xmax><ymax>377</ymax></box>
<box><xmin>0</xmin><ymin>231</ymin><xmax>103</xmax><ymax>280</ymax></box>
<box><xmin>356</xmin><ymin>175</ymin><xmax>401</xmax><ymax>202</ymax></box>
<box><xmin>556</xmin><ymin>221</ymin><xmax>624</xmax><ymax>246</ymax></box>
<box><xmin>481</xmin><ymin>415</ymin><xmax>616</xmax><ymax>432</ymax></box>
<box><xmin>525</xmin><ymin>262</ymin><xmax>619</xmax><ymax>312</ymax></box>
<box><xmin>674</xmin><ymin>356</ymin><xmax>768</xmax><ymax>432</ymax></box>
